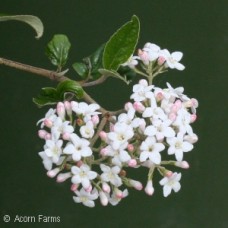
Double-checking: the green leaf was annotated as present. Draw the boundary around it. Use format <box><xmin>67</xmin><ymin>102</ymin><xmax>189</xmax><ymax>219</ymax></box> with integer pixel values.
<box><xmin>99</xmin><ymin>69</ymin><xmax>131</xmax><ymax>85</ymax></box>
<box><xmin>103</xmin><ymin>15</ymin><xmax>140</xmax><ymax>71</ymax></box>
<box><xmin>72</xmin><ymin>62</ymin><xmax>88</xmax><ymax>79</ymax></box>
<box><xmin>56</xmin><ymin>80</ymin><xmax>84</xmax><ymax>99</ymax></box>
<box><xmin>88</xmin><ymin>44</ymin><xmax>105</xmax><ymax>79</ymax></box>
<box><xmin>72</xmin><ymin>44</ymin><xmax>105</xmax><ymax>80</ymax></box>
<box><xmin>46</xmin><ymin>34</ymin><xmax>71</xmax><ymax>69</ymax></box>
<box><xmin>0</xmin><ymin>14</ymin><xmax>44</xmax><ymax>39</ymax></box>
<box><xmin>33</xmin><ymin>81</ymin><xmax>83</xmax><ymax>107</ymax></box>
<box><xmin>33</xmin><ymin>87</ymin><xmax>59</xmax><ymax>107</ymax></box>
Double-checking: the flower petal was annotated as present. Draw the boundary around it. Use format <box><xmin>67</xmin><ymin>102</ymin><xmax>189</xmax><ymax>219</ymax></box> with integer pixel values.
<box><xmin>173</xmin><ymin>182</ymin><xmax>181</xmax><ymax>192</ymax></box>
<box><xmin>140</xmin><ymin>151</ymin><xmax>149</xmax><ymax>162</ymax></box>
<box><xmin>163</xmin><ymin>185</ymin><xmax>172</xmax><ymax>197</ymax></box>
<box><xmin>63</xmin><ymin>144</ymin><xmax>75</xmax><ymax>155</ymax></box>
<box><xmin>171</xmin><ymin>52</ymin><xmax>183</xmax><ymax>61</ymax></box>
<box><xmin>84</xmin><ymin>200</ymin><xmax>95</xmax><ymax>208</ymax></box>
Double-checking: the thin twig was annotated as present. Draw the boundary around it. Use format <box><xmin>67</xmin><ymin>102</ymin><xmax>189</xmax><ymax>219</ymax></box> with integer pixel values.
<box><xmin>0</xmin><ymin>57</ymin><xmax>68</xmax><ymax>81</ymax></box>
<box><xmin>81</xmin><ymin>75</ymin><xmax>108</xmax><ymax>87</ymax></box>
<box><xmin>0</xmin><ymin>57</ymin><xmax>126</xmax><ymax>117</ymax></box>
<box><xmin>90</xmin><ymin>115</ymin><xmax>108</xmax><ymax>147</ymax></box>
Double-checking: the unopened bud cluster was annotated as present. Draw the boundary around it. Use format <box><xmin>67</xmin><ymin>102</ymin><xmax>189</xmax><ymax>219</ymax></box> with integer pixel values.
<box><xmin>37</xmin><ymin>42</ymin><xmax>198</xmax><ymax>207</ymax></box>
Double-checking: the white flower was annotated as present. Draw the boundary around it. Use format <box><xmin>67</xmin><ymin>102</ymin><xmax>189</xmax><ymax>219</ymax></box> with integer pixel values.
<box><xmin>63</xmin><ymin>133</ymin><xmax>92</xmax><ymax>161</ymax></box>
<box><xmin>71</xmin><ymin>164</ymin><xmax>97</xmax><ymax>189</ymax></box>
<box><xmin>142</xmin><ymin>95</ymin><xmax>167</xmax><ymax>120</ymax></box>
<box><xmin>122</xmin><ymin>55</ymin><xmax>139</xmax><ymax>68</ymax></box>
<box><xmin>139</xmin><ymin>137</ymin><xmax>165</xmax><ymax>164</ymax></box>
<box><xmin>72</xmin><ymin>102</ymin><xmax>100</xmax><ymax>123</ymax></box>
<box><xmin>38</xmin><ymin>151</ymin><xmax>53</xmax><ymax>170</ymax></box>
<box><xmin>143</xmin><ymin>106</ymin><xmax>167</xmax><ymax>121</ymax></box>
<box><xmin>173</xmin><ymin>108</ymin><xmax>193</xmax><ymax>135</ymax></box>
<box><xmin>144</xmin><ymin>125</ymin><xmax>156</xmax><ymax>137</ymax></box>
<box><xmin>167</xmin><ymin>133</ymin><xmax>193</xmax><ymax>161</ymax></box>
<box><xmin>130</xmin><ymin>79</ymin><xmax>154</xmax><ymax>102</ymax></box>
<box><xmin>159</xmin><ymin>172</ymin><xmax>182</xmax><ymax>197</ymax></box>
<box><xmin>143</xmin><ymin>42</ymin><xmax>161</xmax><ymax>61</ymax></box>
<box><xmin>108</xmin><ymin>123</ymin><xmax>134</xmax><ymax>150</ymax></box>
<box><xmin>109</xmin><ymin>189</ymin><xmax>128</xmax><ymax>206</ymax></box>
<box><xmin>118</xmin><ymin>107</ymin><xmax>135</xmax><ymax>126</ymax></box>
<box><xmin>166</xmin><ymin>82</ymin><xmax>189</xmax><ymax>101</ymax></box>
<box><xmin>37</xmin><ymin>108</ymin><xmax>57</xmax><ymax>128</ymax></box>
<box><xmin>44</xmin><ymin>139</ymin><xmax>63</xmax><ymax>163</ymax></box>
<box><xmin>160</xmin><ymin>49</ymin><xmax>185</xmax><ymax>71</ymax></box>
<box><xmin>51</xmin><ymin>117</ymin><xmax>74</xmax><ymax>139</ymax></box>
<box><xmin>80</xmin><ymin>121</ymin><xmax>95</xmax><ymax>139</ymax></box>
<box><xmin>152</xmin><ymin>119</ymin><xmax>176</xmax><ymax>141</ymax></box>
<box><xmin>100</xmin><ymin>164</ymin><xmax>122</xmax><ymax>187</ymax></box>
<box><xmin>105</xmin><ymin>145</ymin><xmax>131</xmax><ymax>167</ymax></box>
<box><xmin>73</xmin><ymin>188</ymin><xmax>98</xmax><ymax>207</ymax></box>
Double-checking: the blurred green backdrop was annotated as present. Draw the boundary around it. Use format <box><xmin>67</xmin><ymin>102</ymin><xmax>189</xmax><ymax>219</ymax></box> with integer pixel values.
<box><xmin>0</xmin><ymin>0</ymin><xmax>228</xmax><ymax>227</ymax></box>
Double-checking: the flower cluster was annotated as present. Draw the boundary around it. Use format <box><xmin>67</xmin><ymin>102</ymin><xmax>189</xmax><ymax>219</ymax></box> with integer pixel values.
<box><xmin>37</xmin><ymin>43</ymin><xmax>198</xmax><ymax>207</ymax></box>
<box><xmin>123</xmin><ymin>42</ymin><xmax>185</xmax><ymax>71</ymax></box>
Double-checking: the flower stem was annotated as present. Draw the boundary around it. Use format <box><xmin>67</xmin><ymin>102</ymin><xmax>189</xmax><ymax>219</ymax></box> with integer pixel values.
<box><xmin>147</xmin><ymin>61</ymin><xmax>154</xmax><ymax>85</ymax></box>
<box><xmin>90</xmin><ymin>116</ymin><xmax>108</xmax><ymax>147</ymax></box>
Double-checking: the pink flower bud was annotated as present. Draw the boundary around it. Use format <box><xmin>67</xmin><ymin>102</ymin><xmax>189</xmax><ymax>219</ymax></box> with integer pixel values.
<box><xmin>129</xmin><ymin>179</ymin><xmax>143</xmax><ymax>191</ymax></box>
<box><xmin>91</xmin><ymin>115</ymin><xmax>99</xmax><ymax>126</ymax></box>
<box><xmin>127</xmin><ymin>144</ymin><xmax>134</xmax><ymax>152</ymax></box>
<box><xmin>156</xmin><ymin>92</ymin><xmax>164</xmax><ymax>101</ymax></box>
<box><xmin>64</xmin><ymin>101</ymin><xmax>72</xmax><ymax>115</ymax></box>
<box><xmin>100</xmin><ymin>148</ymin><xmax>108</xmax><ymax>156</ymax></box>
<box><xmin>128</xmin><ymin>159</ymin><xmax>137</xmax><ymax>167</ymax></box>
<box><xmin>124</xmin><ymin>102</ymin><xmax>133</xmax><ymax>111</ymax></box>
<box><xmin>165</xmin><ymin>170</ymin><xmax>173</xmax><ymax>177</ymax></box>
<box><xmin>171</xmin><ymin>104</ymin><xmax>179</xmax><ymax>113</ymax></box>
<box><xmin>62</xmin><ymin>132</ymin><xmax>70</xmax><ymax>140</ymax></box>
<box><xmin>133</xmin><ymin>102</ymin><xmax>145</xmax><ymax>112</ymax></box>
<box><xmin>184</xmin><ymin>134</ymin><xmax>198</xmax><ymax>143</ymax></box>
<box><xmin>145</xmin><ymin>180</ymin><xmax>154</xmax><ymax>196</ymax></box>
<box><xmin>175</xmin><ymin>161</ymin><xmax>190</xmax><ymax>169</ymax></box>
<box><xmin>56</xmin><ymin>172</ymin><xmax>72</xmax><ymax>183</ymax></box>
<box><xmin>71</xmin><ymin>184</ymin><xmax>78</xmax><ymax>191</ymax></box>
<box><xmin>44</xmin><ymin>133</ymin><xmax>51</xmax><ymax>140</ymax></box>
<box><xmin>99</xmin><ymin>191</ymin><xmax>108</xmax><ymax>206</ymax></box>
<box><xmin>138</xmin><ymin>49</ymin><xmax>150</xmax><ymax>65</ymax></box>
<box><xmin>175</xmin><ymin>99</ymin><xmax>182</xmax><ymax>109</ymax></box>
<box><xmin>169</xmin><ymin>112</ymin><xmax>176</xmax><ymax>121</ymax></box>
<box><xmin>76</xmin><ymin>161</ymin><xmax>83</xmax><ymax>167</ymax></box>
<box><xmin>157</xmin><ymin>56</ymin><xmax>166</xmax><ymax>65</ymax></box>
<box><xmin>99</xmin><ymin>131</ymin><xmax>107</xmax><ymax>141</ymax></box>
<box><xmin>190</xmin><ymin>114</ymin><xmax>197</xmax><ymax>123</ymax></box>
<box><xmin>114</xmin><ymin>188</ymin><xmax>123</xmax><ymax>199</ymax></box>
<box><xmin>47</xmin><ymin>168</ymin><xmax>60</xmax><ymax>178</ymax></box>
<box><xmin>38</xmin><ymin>130</ymin><xmax>48</xmax><ymax>139</ymax></box>
<box><xmin>57</xmin><ymin>102</ymin><xmax>65</xmax><ymax>119</ymax></box>
<box><xmin>44</xmin><ymin>119</ymin><xmax>53</xmax><ymax>128</ymax></box>
<box><xmin>85</xmin><ymin>185</ymin><xmax>92</xmax><ymax>192</ymax></box>
<box><xmin>102</xmin><ymin>182</ymin><xmax>111</xmax><ymax>193</ymax></box>
<box><xmin>139</xmin><ymin>79</ymin><xmax>148</xmax><ymax>86</ymax></box>
<box><xmin>191</xmin><ymin>98</ymin><xmax>199</xmax><ymax>108</ymax></box>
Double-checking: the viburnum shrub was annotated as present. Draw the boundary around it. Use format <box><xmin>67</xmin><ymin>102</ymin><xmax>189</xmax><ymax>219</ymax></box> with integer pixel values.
<box><xmin>0</xmin><ymin>15</ymin><xmax>198</xmax><ymax>207</ymax></box>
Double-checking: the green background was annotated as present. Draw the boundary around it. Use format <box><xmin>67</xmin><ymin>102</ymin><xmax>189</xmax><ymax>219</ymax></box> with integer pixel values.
<box><xmin>0</xmin><ymin>0</ymin><xmax>228</xmax><ymax>227</ymax></box>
